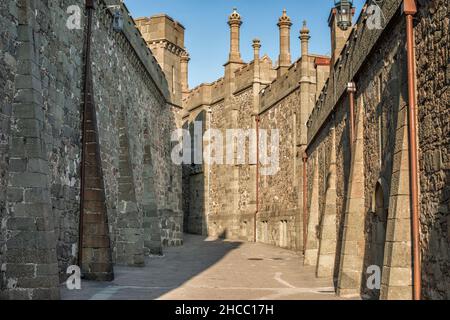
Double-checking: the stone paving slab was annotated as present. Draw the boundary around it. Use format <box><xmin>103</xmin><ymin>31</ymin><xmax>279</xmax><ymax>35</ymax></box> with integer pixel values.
<box><xmin>61</xmin><ymin>234</ymin><xmax>345</xmax><ymax>300</ymax></box>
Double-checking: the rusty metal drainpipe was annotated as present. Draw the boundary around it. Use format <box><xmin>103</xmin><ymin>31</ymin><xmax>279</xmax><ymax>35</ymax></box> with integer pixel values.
<box><xmin>347</xmin><ymin>82</ymin><xmax>357</xmax><ymax>146</ymax></box>
<box><xmin>302</xmin><ymin>152</ymin><xmax>308</xmax><ymax>255</ymax></box>
<box><xmin>78</xmin><ymin>0</ymin><xmax>95</xmax><ymax>267</ymax></box>
<box><xmin>404</xmin><ymin>0</ymin><xmax>421</xmax><ymax>300</ymax></box>
<box><xmin>254</xmin><ymin>115</ymin><xmax>260</xmax><ymax>242</ymax></box>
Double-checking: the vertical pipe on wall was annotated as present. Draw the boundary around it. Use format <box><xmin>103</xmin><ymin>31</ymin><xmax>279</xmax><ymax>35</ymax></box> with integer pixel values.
<box><xmin>347</xmin><ymin>82</ymin><xmax>356</xmax><ymax>146</ymax></box>
<box><xmin>78</xmin><ymin>0</ymin><xmax>95</xmax><ymax>266</ymax></box>
<box><xmin>254</xmin><ymin>115</ymin><xmax>260</xmax><ymax>242</ymax></box>
<box><xmin>302</xmin><ymin>152</ymin><xmax>308</xmax><ymax>255</ymax></box>
<box><xmin>404</xmin><ymin>0</ymin><xmax>421</xmax><ymax>300</ymax></box>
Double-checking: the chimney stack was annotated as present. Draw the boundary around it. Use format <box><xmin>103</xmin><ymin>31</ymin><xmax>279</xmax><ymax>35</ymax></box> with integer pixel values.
<box><xmin>277</xmin><ymin>9</ymin><xmax>292</xmax><ymax>76</ymax></box>
<box><xmin>180</xmin><ymin>51</ymin><xmax>190</xmax><ymax>96</ymax></box>
<box><xmin>300</xmin><ymin>21</ymin><xmax>310</xmax><ymax>58</ymax></box>
<box><xmin>252</xmin><ymin>39</ymin><xmax>261</xmax><ymax>81</ymax></box>
<box><xmin>252</xmin><ymin>39</ymin><xmax>261</xmax><ymax>114</ymax></box>
<box><xmin>228</xmin><ymin>8</ymin><xmax>243</xmax><ymax>63</ymax></box>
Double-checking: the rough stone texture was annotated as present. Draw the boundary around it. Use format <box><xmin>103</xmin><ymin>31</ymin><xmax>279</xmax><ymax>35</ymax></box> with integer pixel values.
<box><xmin>179</xmin><ymin>1</ymin><xmax>448</xmax><ymax>301</ymax></box>
<box><xmin>89</xmin><ymin>2</ymin><xmax>183</xmax><ymax>260</ymax></box>
<box><xmin>306</xmin><ymin>1</ymin><xmax>416</xmax><ymax>299</ymax></box>
<box><xmin>181</xmin><ymin>10</ymin><xmax>324</xmax><ymax>253</ymax></box>
<box><xmin>1</xmin><ymin>0</ymin><xmax>448</xmax><ymax>301</ymax></box>
<box><xmin>415</xmin><ymin>0</ymin><xmax>450</xmax><ymax>300</ymax></box>
<box><xmin>0</xmin><ymin>0</ymin><xmax>18</xmax><ymax>297</ymax></box>
<box><xmin>0</xmin><ymin>0</ymin><xmax>182</xmax><ymax>299</ymax></box>
<box><xmin>259</xmin><ymin>90</ymin><xmax>302</xmax><ymax>251</ymax></box>
<box><xmin>305</xmin><ymin>0</ymin><xmax>449</xmax><ymax>300</ymax></box>
<box><xmin>136</xmin><ymin>14</ymin><xmax>188</xmax><ymax>107</ymax></box>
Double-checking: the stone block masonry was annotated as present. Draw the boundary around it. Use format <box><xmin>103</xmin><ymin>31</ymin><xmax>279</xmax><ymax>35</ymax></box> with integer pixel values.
<box><xmin>180</xmin><ymin>1</ymin><xmax>449</xmax><ymax>300</ymax></box>
<box><xmin>305</xmin><ymin>0</ymin><xmax>449</xmax><ymax>300</ymax></box>
<box><xmin>1</xmin><ymin>0</ymin><xmax>448</xmax><ymax>301</ymax></box>
<box><xmin>415</xmin><ymin>0</ymin><xmax>450</xmax><ymax>300</ymax></box>
<box><xmin>0</xmin><ymin>0</ymin><xmax>182</xmax><ymax>299</ymax></box>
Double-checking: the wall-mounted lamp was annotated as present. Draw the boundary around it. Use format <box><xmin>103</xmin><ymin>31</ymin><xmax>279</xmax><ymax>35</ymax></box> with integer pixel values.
<box><xmin>105</xmin><ymin>4</ymin><xmax>124</xmax><ymax>32</ymax></box>
<box><xmin>111</xmin><ymin>7</ymin><xmax>124</xmax><ymax>32</ymax></box>
<box><xmin>334</xmin><ymin>0</ymin><xmax>354</xmax><ymax>31</ymax></box>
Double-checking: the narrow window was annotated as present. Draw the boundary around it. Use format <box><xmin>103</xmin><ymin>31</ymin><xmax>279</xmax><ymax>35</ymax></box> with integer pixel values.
<box><xmin>172</xmin><ymin>65</ymin><xmax>176</xmax><ymax>94</ymax></box>
<box><xmin>377</xmin><ymin>73</ymin><xmax>383</xmax><ymax>102</ymax></box>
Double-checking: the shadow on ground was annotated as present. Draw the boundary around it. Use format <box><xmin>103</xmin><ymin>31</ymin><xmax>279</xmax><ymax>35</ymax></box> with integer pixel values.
<box><xmin>61</xmin><ymin>233</ymin><xmax>241</xmax><ymax>300</ymax></box>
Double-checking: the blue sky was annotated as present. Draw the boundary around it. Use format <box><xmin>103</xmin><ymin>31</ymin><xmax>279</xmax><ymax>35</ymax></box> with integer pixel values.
<box><xmin>124</xmin><ymin>0</ymin><xmax>366</xmax><ymax>88</ymax></box>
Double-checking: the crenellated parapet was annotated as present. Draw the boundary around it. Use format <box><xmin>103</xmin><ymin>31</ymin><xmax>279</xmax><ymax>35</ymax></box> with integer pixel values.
<box><xmin>99</xmin><ymin>1</ymin><xmax>171</xmax><ymax>101</ymax></box>
<box><xmin>135</xmin><ymin>13</ymin><xmax>189</xmax><ymax>106</ymax></box>
<box><xmin>307</xmin><ymin>0</ymin><xmax>403</xmax><ymax>145</ymax></box>
<box><xmin>259</xmin><ymin>54</ymin><xmax>325</xmax><ymax>113</ymax></box>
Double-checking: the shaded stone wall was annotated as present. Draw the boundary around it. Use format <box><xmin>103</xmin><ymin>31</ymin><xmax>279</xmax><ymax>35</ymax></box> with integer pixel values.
<box><xmin>208</xmin><ymin>93</ymin><xmax>244</xmax><ymax>239</ymax></box>
<box><xmin>415</xmin><ymin>0</ymin><xmax>450</xmax><ymax>300</ymax></box>
<box><xmin>207</xmin><ymin>101</ymin><xmax>226</xmax><ymax>237</ymax></box>
<box><xmin>235</xmin><ymin>89</ymin><xmax>256</xmax><ymax>242</ymax></box>
<box><xmin>84</xmin><ymin>0</ymin><xmax>183</xmax><ymax>259</ymax></box>
<box><xmin>0</xmin><ymin>0</ymin><xmax>86</xmax><ymax>299</ymax></box>
<box><xmin>259</xmin><ymin>89</ymin><xmax>302</xmax><ymax>251</ymax></box>
<box><xmin>305</xmin><ymin>0</ymin><xmax>449</xmax><ymax>300</ymax></box>
<box><xmin>183</xmin><ymin>111</ymin><xmax>207</xmax><ymax>236</ymax></box>
<box><xmin>0</xmin><ymin>0</ymin><xmax>19</xmax><ymax>295</ymax></box>
<box><xmin>307</xmin><ymin>5</ymin><xmax>414</xmax><ymax>299</ymax></box>
<box><xmin>0</xmin><ymin>0</ymin><xmax>182</xmax><ymax>299</ymax></box>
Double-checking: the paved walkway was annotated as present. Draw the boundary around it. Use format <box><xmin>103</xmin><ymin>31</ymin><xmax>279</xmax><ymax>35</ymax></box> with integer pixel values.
<box><xmin>61</xmin><ymin>234</ymin><xmax>343</xmax><ymax>300</ymax></box>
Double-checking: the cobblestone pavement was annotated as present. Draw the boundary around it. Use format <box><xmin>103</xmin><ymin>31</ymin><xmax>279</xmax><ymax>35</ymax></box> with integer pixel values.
<box><xmin>61</xmin><ymin>234</ymin><xmax>344</xmax><ymax>300</ymax></box>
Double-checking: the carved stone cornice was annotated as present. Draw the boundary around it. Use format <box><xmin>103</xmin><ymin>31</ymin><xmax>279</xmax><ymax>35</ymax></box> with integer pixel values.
<box><xmin>147</xmin><ymin>39</ymin><xmax>186</xmax><ymax>57</ymax></box>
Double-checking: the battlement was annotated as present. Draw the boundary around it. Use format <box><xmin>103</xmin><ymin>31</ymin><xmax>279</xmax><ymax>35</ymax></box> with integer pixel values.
<box><xmin>102</xmin><ymin>1</ymin><xmax>171</xmax><ymax>100</ymax></box>
<box><xmin>259</xmin><ymin>54</ymin><xmax>326</xmax><ymax>113</ymax></box>
<box><xmin>307</xmin><ymin>0</ymin><xmax>402</xmax><ymax>144</ymax></box>
<box><xmin>135</xmin><ymin>14</ymin><xmax>185</xmax><ymax>48</ymax></box>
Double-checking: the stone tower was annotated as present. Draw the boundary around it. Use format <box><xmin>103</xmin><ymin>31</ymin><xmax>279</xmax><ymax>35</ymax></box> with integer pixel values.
<box><xmin>135</xmin><ymin>14</ymin><xmax>189</xmax><ymax>106</ymax></box>
<box><xmin>328</xmin><ymin>7</ymin><xmax>355</xmax><ymax>67</ymax></box>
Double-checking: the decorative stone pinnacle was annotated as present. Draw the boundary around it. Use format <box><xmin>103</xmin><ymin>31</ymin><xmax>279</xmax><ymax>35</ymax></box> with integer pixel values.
<box><xmin>278</xmin><ymin>9</ymin><xmax>292</xmax><ymax>27</ymax></box>
<box><xmin>228</xmin><ymin>7</ymin><xmax>242</xmax><ymax>26</ymax></box>
<box><xmin>300</xmin><ymin>20</ymin><xmax>310</xmax><ymax>40</ymax></box>
<box><xmin>252</xmin><ymin>38</ymin><xmax>261</xmax><ymax>49</ymax></box>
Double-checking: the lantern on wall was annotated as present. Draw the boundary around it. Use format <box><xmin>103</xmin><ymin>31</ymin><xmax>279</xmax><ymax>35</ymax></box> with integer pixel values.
<box><xmin>334</xmin><ymin>0</ymin><xmax>354</xmax><ymax>30</ymax></box>
<box><xmin>112</xmin><ymin>8</ymin><xmax>124</xmax><ymax>32</ymax></box>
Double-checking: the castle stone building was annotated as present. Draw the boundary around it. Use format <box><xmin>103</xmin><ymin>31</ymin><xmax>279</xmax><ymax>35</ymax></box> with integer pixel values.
<box><xmin>0</xmin><ymin>0</ymin><xmax>182</xmax><ymax>299</ymax></box>
<box><xmin>0</xmin><ymin>0</ymin><xmax>448</xmax><ymax>300</ymax></box>
<box><xmin>177</xmin><ymin>1</ymin><xmax>449</xmax><ymax>300</ymax></box>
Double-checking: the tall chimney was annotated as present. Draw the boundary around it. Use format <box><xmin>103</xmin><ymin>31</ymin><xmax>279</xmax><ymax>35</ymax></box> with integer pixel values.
<box><xmin>180</xmin><ymin>51</ymin><xmax>190</xmax><ymax>96</ymax></box>
<box><xmin>228</xmin><ymin>8</ymin><xmax>243</xmax><ymax>63</ymax></box>
<box><xmin>252</xmin><ymin>39</ymin><xmax>261</xmax><ymax>115</ymax></box>
<box><xmin>300</xmin><ymin>20</ymin><xmax>310</xmax><ymax>58</ymax></box>
<box><xmin>252</xmin><ymin>39</ymin><xmax>261</xmax><ymax>82</ymax></box>
<box><xmin>299</xmin><ymin>21</ymin><xmax>312</xmax><ymax>144</ymax></box>
<box><xmin>277</xmin><ymin>9</ymin><xmax>292</xmax><ymax>76</ymax></box>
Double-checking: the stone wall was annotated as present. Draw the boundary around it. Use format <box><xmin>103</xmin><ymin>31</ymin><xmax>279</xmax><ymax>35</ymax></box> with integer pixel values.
<box><xmin>306</xmin><ymin>0</ymin><xmax>415</xmax><ymax>299</ymax></box>
<box><xmin>0</xmin><ymin>0</ymin><xmax>182</xmax><ymax>299</ymax></box>
<box><xmin>415</xmin><ymin>0</ymin><xmax>450</xmax><ymax>300</ymax></box>
<box><xmin>208</xmin><ymin>89</ymin><xmax>249</xmax><ymax>239</ymax></box>
<box><xmin>0</xmin><ymin>0</ymin><xmax>87</xmax><ymax>299</ymax></box>
<box><xmin>258</xmin><ymin>89</ymin><xmax>302</xmax><ymax>251</ymax></box>
<box><xmin>181</xmin><ymin>13</ymin><xmax>324</xmax><ymax>253</ymax></box>
<box><xmin>305</xmin><ymin>0</ymin><xmax>449</xmax><ymax>300</ymax></box>
<box><xmin>0</xmin><ymin>0</ymin><xmax>19</xmax><ymax>296</ymax></box>
<box><xmin>235</xmin><ymin>89</ymin><xmax>256</xmax><ymax>242</ymax></box>
<box><xmin>89</xmin><ymin>2</ymin><xmax>183</xmax><ymax>257</ymax></box>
